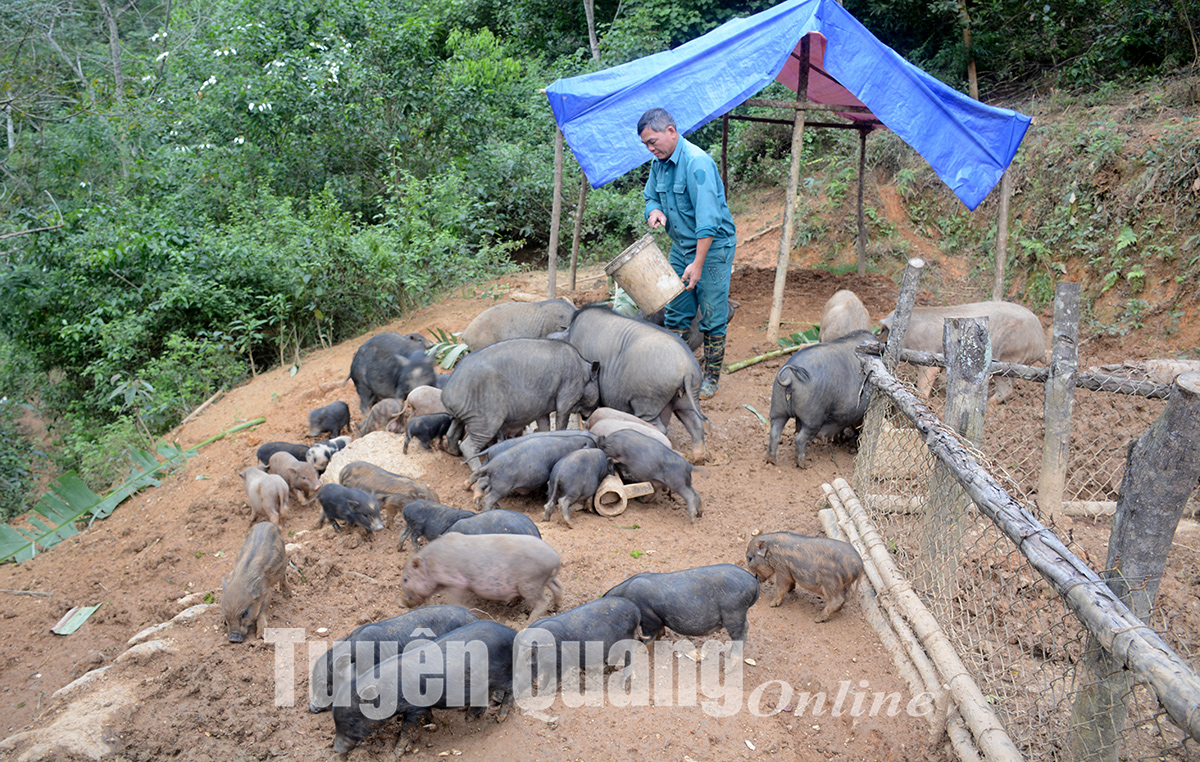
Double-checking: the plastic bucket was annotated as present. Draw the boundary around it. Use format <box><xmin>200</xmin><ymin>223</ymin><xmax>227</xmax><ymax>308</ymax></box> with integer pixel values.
<box><xmin>604</xmin><ymin>234</ymin><xmax>685</xmax><ymax>315</ymax></box>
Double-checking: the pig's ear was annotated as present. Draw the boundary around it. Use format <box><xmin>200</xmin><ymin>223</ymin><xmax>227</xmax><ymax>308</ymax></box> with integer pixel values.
<box><xmin>754</xmin><ymin>539</ymin><xmax>767</xmax><ymax>553</ymax></box>
<box><xmin>411</xmin><ymin>558</ymin><xmax>423</xmax><ymax>569</ymax></box>
<box><xmin>358</xmin><ymin>684</ymin><xmax>380</xmax><ymax>702</ymax></box>
<box><xmin>334</xmin><ymin>653</ymin><xmax>353</xmax><ymax>681</ymax></box>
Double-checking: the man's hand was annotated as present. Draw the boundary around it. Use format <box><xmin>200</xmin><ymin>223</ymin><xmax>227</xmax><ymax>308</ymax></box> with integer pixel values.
<box><xmin>681</xmin><ymin>260</ymin><xmax>702</xmax><ymax>290</ymax></box>
<box><xmin>647</xmin><ymin>209</ymin><xmax>667</xmax><ymax>229</ymax></box>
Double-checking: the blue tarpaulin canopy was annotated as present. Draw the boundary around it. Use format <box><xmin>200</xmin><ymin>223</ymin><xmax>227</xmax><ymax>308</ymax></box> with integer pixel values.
<box><xmin>545</xmin><ymin>0</ymin><xmax>1031</xmax><ymax>211</ymax></box>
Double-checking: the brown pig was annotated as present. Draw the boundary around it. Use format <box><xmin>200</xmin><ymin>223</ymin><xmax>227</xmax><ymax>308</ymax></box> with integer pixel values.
<box><xmin>356</xmin><ymin>397</ymin><xmax>406</xmax><ymax>436</ymax></box>
<box><xmin>267</xmin><ymin>451</ymin><xmax>319</xmax><ymax>505</ymax></box>
<box><xmin>222</xmin><ymin>521</ymin><xmax>289</xmax><ymax>642</ymax></box>
<box><xmin>745</xmin><ymin>531</ymin><xmax>863</xmax><ymax>622</ymax></box>
<box><xmin>818</xmin><ymin>289</ymin><xmax>870</xmax><ymax>343</ymax></box>
<box><xmin>400</xmin><ymin>533</ymin><xmax>563</xmax><ymax>621</ymax></box>
<box><xmin>338</xmin><ymin>460</ymin><xmax>439</xmax><ymax>528</ymax></box>
<box><xmin>402</xmin><ymin>385</ymin><xmax>446</xmax><ymax>418</ymax></box>
<box><xmin>239</xmin><ymin>466</ymin><xmax>290</xmax><ymax>528</ymax></box>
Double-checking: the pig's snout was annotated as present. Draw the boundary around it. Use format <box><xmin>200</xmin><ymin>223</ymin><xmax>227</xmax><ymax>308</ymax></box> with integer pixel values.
<box><xmin>332</xmin><ymin>732</ymin><xmax>356</xmax><ymax>754</ymax></box>
<box><xmin>228</xmin><ymin>630</ymin><xmax>245</xmax><ymax>643</ymax></box>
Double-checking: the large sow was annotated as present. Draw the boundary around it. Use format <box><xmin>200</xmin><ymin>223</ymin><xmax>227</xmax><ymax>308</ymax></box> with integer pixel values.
<box><xmin>441</xmin><ymin>338</ymin><xmax>600</xmax><ymax>462</ymax></box>
<box><xmin>767</xmin><ymin>330</ymin><xmax>878</xmax><ymax>467</ymax></box>
<box><xmin>880</xmin><ymin>300</ymin><xmax>1045</xmax><ymax>402</ymax></box>
<box><xmin>461</xmin><ymin>299</ymin><xmax>577</xmax><ymax>350</ymax></box>
<box><xmin>566</xmin><ymin>305</ymin><xmax>707</xmax><ymax>463</ymax></box>
<box><xmin>347</xmin><ymin>332</ymin><xmax>436</xmax><ymax>416</ymax></box>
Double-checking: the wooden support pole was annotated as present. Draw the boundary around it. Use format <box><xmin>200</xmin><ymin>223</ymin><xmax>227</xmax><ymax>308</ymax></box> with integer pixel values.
<box><xmin>742</xmin><ymin>97</ymin><xmax>872</xmax><ymax>114</ymax></box>
<box><xmin>1068</xmin><ymin>372</ymin><xmax>1200</xmax><ymax>762</ymax></box>
<box><xmin>993</xmin><ymin>171</ymin><xmax>1012</xmax><ymax>300</ymax></box>
<box><xmin>883</xmin><ymin>258</ymin><xmax>926</xmax><ymax>373</ymax></box>
<box><xmin>766</xmin><ymin>36</ymin><xmax>810</xmax><ymax>346</ymax></box>
<box><xmin>721</xmin><ymin>114</ymin><xmax>729</xmax><ymax>191</ymax></box>
<box><xmin>547</xmin><ymin>127</ymin><xmax>564</xmax><ymax>298</ymax></box>
<box><xmin>568</xmin><ymin>176</ymin><xmax>589</xmax><ymax>291</ymax></box>
<box><xmin>921</xmin><ymin>317</ymin><xmax>990</xmax><ymax>621</ymax></box>
<box><xmin>856</xmin><ymin>127</ymin><xmax>868</xmax><ymax>276</ymax></box>
<box><xmin>860</xmin><ymin>356</ymin><xmax>1200</xmax><ymax>745</ymax></box>
<box><xmin>1038</xmin><ymin>283</ymin><xmax>1080</xmax><ymax>520</ymax></box>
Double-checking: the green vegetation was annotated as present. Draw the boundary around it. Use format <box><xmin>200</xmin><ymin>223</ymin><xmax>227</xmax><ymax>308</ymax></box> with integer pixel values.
<box><xmin>1</xmin><ymin>0</ymin><xmax>1197</xmax><ymax>521</ymax></box>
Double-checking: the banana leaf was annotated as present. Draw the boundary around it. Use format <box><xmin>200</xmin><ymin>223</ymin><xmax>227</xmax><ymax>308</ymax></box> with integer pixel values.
<box><xmin>1</xmin><ymin>418</ymin><xmax>264</xmax><ymax>563</ymax></box>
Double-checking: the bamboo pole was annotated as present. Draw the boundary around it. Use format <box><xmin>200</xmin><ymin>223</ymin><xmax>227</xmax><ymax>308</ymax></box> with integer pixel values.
<box><xmin>766</xmin><ymin>36</ymin><xmax>810</xmax><ymax>346</ymax></box>
<box><xmin>858</xmin><ymin>358</ymin><xmax>1200</xmax><ymax>743</ymax></box>
<box><xmin>547</xmin><ymin>127</ymin><xmax>564</xmax><ymax>298</ymax></box>
<box><xmin>725</xmin><ymin>341</ymin><xmax>814</xmax><ymax>373</ymax></box>
<box><xmin>856</xmin><ymin>127</ymin><xmax>868</xmax><ymax>277</ymax></box>
<box><xmin>831</xmin><ymin>479</ymin><xmax>1023</xmax><ymax>762</ymax></box>
<box><xmin>568</xmin><ymin>176</ymin><xmax>589</xmax><ymax>291</ymax></box>
<box><xmin>821</xmin><ymin>498</ymin><xmax>980</xmax><ymax>762</ymax></box>
<box><xmin>1038</xmin><ymin>283</ymin><xmax>1080</xmax><ymax>519</ymax></box>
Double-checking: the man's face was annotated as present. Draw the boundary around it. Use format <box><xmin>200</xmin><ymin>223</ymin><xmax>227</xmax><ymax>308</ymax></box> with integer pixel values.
<box><xmin>640</xmin><ymin>125</ymin><xmax>679</xmax><ymax>161</ymax></box>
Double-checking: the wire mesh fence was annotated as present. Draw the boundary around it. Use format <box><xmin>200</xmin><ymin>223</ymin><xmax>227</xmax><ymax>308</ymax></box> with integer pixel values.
<box><xmin>851</xmin><ymin>361</ymin><xmax>1200</xmax><ymax>761</ymax></box>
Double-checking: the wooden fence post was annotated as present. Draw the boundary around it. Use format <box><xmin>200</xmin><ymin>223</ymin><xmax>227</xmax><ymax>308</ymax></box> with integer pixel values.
<box><xmin>547</xmin><ymin>127</ymin><xmax>564</xmax><ymax>298</ymax></box>
<box><xmin>882</xmin><ymin>258</ymin><xmax>925</xmax><ymax>373</ymax></box>
<box><xmin>568</xmin><ymin>176</ymin><xmax>589</xmax><ymax>291</ymax></box>
<box><xmin>921</xmin><ymin>317</ymin><xmax>990</xmax><ymax>619</ymax></box>
<box><xmin>1067</xmin><ymin>372</ymin><xmax>1200</xmax><ymax>762</ymax></box>
<box><xmin>1038</xmin><ymin>282</ymin><xmax>1080</xmax><ymax>521</ymax></box>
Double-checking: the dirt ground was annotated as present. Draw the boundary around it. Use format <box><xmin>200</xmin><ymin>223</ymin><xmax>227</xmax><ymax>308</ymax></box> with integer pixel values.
<box><xmin>4</xmin><ymin>188</ymin><xmax>1200</xmax><ymax>761</ymax></box>
<box><xmin>0</xmin><ymin>260</ymin><xmax>948</xmax><ymax>762</ymax></box>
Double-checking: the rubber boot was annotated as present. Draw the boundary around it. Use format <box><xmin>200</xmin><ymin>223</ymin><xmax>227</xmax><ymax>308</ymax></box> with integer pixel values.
<box><xmin>700</xmin><ymin>333</ymin><xmax>726</xmax><ymax>400</ymax></box>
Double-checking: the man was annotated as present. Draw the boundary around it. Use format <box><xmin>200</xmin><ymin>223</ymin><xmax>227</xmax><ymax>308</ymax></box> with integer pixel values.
<box><xmin>638</xmin><ymin>108</ymin><xmax>737</xmax><ymax>400</ymax></box>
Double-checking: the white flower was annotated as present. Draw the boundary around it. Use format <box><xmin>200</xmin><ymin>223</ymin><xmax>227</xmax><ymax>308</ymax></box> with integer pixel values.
<box><xmin>141</xmin><ymin>74</ymin><xmax>153</xmax><ymax>82</ymax></box>
<box><xmin>234</xmin><ymin>136</ymin><xmax>245</xmax><ymax>144</ymax></box>
<box><xmin>155</xmin><ymin>51</ymin><xmax>169</xmax><ymax>62</ymax></box>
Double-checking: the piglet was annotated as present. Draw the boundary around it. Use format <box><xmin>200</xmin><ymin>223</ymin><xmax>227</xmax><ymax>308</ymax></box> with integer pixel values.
<box><xmin>544</xmin><ymin>448</ymin><xmax>611</xmax><ymax>527</ymax></box>
<box><xmin>267</xmin><ymin>451</ymin><xmax>319</xmax><ymax>505</ymax></box>
<box><xmin>309</xmin><ymin>400</ymin><xmax>351</xmax><ymax>438</ymax></box>
<box><xmin>222</xmin><ymin>521</ymin><xmax>288</xmax><ymax>643</ymax></box>
<box><xmin>403</xmin><ymin>413</ymin><xmax>452</xmax><ymax>453</ymax></box>
<box><xmin>357</xmin><ymin>397</ymin><xmax>405</xmax><ymax>436</ymax></box>
<box><xmin>746</xmin><ymin>531</ymin><xmax>863</xmax><ymax>622</ymax></box>
<box><xmin>316</xmin><ymin>483</ymin><xmax>385</xmax><ymax>536</ymax></box>
<box><xmin>400</xmin><ymin>533</ymin><xmax>563</xmax><ymax>621</ymax></box>
<box><xmin>239</xmin><ymin>466</ymin><xmax>289</xmax><ymax>528</ymax></box>
<box><xmin>305</xmin><ymin>435</ymin><xmax>351</xmax><ymax>472</ymax></box>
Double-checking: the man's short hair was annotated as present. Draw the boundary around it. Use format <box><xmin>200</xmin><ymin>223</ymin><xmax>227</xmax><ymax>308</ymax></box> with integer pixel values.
<box><xmin>637</xmin><ymin>108</ymin><xmax>675</xmax><ymax>135</ymax></box>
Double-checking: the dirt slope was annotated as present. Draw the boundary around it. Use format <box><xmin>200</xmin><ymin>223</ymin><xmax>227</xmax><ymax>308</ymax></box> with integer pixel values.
<box><xmin>0</xmin><ymin>261</ymin><xmax>947</xmax><ymax>761</ymax></box>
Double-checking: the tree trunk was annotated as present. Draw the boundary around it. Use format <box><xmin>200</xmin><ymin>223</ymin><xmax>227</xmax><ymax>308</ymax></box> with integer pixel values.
<box><xmin>97</xmin><ymin>0</ymin><xmax>132</xmax><ymax>179</ymax></box>
<box><xmin>959</xmin><ymin>0</ymin><xmax>979</xmax><ymax>100</ymax></box>
<box><xmin>583</xmin><ymin>0</ymin><xmax>600</xmax><ymax>62</ymax></box>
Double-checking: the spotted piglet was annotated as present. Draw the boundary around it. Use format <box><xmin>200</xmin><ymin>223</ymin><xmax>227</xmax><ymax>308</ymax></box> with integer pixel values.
<box><xmin>745</xmin><ymin>532</ymin><xmax>863</xmax><ymax>622</ymax></box>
